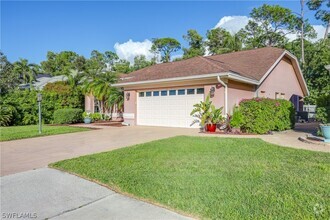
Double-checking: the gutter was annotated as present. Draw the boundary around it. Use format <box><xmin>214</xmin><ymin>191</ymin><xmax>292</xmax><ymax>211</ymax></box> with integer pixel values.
<box><xmin>217</xmin><ymin>75</ymin><xmax>228</xmax><ymax>115</ymax></box>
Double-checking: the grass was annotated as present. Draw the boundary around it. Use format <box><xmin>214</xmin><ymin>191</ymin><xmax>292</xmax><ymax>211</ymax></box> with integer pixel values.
<box><xmin>0</xmin><ymin>125</ymin><xmax>90</xmax><ymax>141</ymax></box>
<box><xmin>51</xmin><ymin>136</ymin><xmax>330</xmax><ymax>219</ymax></box>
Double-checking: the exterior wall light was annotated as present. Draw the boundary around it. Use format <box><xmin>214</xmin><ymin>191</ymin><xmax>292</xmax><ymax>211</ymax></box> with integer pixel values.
<box><xmin>210</xmin><ymin>87</ymin><xmax>215</xmax><ymax>97</ymax></box>
<box><xmin>126</xmin><ymin>92</ymin><xmax>130</xmax><ymax>101</ymax></box>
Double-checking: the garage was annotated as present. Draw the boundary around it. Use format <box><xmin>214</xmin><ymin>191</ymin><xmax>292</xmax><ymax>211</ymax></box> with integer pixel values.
<box><xmin>137</xmin><ymin>87</ymin><xmax>204</xmax><ymax>128</ymax></box>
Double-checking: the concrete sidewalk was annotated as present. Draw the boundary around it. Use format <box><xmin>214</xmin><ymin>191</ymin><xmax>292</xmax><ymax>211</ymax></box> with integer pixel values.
<box><xmin>0</xmin><ymin>168</ymin><xmax>192</xmax><ymax>220</ymax></box>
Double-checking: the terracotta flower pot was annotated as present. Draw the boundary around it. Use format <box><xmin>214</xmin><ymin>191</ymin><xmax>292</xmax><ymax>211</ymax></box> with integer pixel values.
<box><xmin>206</xmin><ymin>124</ymin><xmax>217</xmax><ymax>132</ymax></box>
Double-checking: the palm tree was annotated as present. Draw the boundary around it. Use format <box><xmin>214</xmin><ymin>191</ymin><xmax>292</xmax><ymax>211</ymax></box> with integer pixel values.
<box><xmin>107</xmin><ymin>87</ymin><xmax>124</xmax><ymax>114</ymax></box>
<box><xmin>86</xmin><ymin>71</ymin><xmax>119</xmax><ymax>114</ymax></box>
<box><xmin>13</xmin><ymin>58</ymin><xmax>38</xmax><ymax>84</ymax></box>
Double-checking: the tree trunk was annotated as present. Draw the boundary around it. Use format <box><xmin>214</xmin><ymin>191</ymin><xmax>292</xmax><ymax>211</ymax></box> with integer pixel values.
<box><xmin>301</xmin><ymin>0</ymin><xmax>305</xmax><ymax>65</ymax></box>
<box><xmin>324</xmin><ymin>20</ymin><xmax>330</xmax><ymax>40</ymax></box>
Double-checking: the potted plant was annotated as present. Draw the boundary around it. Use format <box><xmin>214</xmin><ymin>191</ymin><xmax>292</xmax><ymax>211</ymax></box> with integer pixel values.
<box><xmin>190</xmin><ymin>95</ymin><xmax>224</xmax><ymax>132</ymax></box>
<box><xmin>83</xmin><ymin>112</ymin><xmax>92</xmax><ymax>124</ymax></box>
<box><xmin>316</xmin><ymin>94</ymin><xmax>330</xmax><ymax>142</ymax></box>
<box><xmin>208</xmin><ymin>105</ymin><xmax>224</xmax><ymax>132</ymax></box>
<box><xmin>316</xmin><ymin>107</ymin><xmax>330</xmax><ymax>142</ymax></box>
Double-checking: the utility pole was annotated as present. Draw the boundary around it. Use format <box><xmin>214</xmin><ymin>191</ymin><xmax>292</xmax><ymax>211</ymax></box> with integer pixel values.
<box><xmin>301</xmin><ymin>0</ymin><xmax>305</xmax><ymax>65</ymax></box>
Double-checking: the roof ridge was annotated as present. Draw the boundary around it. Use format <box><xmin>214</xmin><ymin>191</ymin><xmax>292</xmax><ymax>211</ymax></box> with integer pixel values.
<box><xmin>198</xmin><ymin>56</ymin><xmax>228</xmax><ymax>72</ymax></box>
<box><xmin>206</xmin><ymin>47</ymin><xmax>285</xmax><ymax>59</ymax></box>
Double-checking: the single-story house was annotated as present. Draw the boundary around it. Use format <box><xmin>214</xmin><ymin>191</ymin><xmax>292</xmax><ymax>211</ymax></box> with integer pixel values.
<box><xmin>19</xmin><ymin>74</ymin><xmax>68</xmax><ymax>90</ymax></box>
<box><xmin>88</xmin><ymin>47</ymin><xmax>308</xmax><ymax>128</ymax></box>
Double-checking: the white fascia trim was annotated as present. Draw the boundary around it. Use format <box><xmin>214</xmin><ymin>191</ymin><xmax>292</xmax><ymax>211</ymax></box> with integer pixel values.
<box><xmin>113</xmin><ymin>73</ymin><xmax>229</xmax><ymax>87</ymax></box>
<box><xmin>227</xmin><ymin>73</ymin><xmax>259</xmax><ymax>85</ymax></box>
<box><xmin>113</xmin><ymin>72</ymin><xmax>259</xmax><ymax>87</ymax></box>
<box><xmin>259</xmin><ymin>51</ymin><xmax>309</xmax><ymax>96</ymax></box>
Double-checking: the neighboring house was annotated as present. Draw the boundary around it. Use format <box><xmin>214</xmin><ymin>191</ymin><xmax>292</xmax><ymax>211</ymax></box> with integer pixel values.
<box><xmin>19</xmin><ymin>74</ymin><xmax>67</xmax><ymax>90</ymax></box>
<box><xmin>110</xmin><ymin>47</ymin><xmax>309</xmax><ymax>128</ymax></box>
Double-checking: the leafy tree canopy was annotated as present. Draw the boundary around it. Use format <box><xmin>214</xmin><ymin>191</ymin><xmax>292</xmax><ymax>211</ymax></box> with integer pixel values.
<box><xmin>206</xmin><ymin>28</ymin><xmax>241</xmax><ymax>55</ymax></box>
<box><xmin>182</xmin><ymin>29</ymin><xmax>205</xmax><ymax>59</ymax></box>
<box><xmin>151</xmin><ymin>38</ymin><xmax>181</xmax><ymax>63</ymax></box>
<box><xmin>133</xmin><ymin>55</ymin><xmax>155</xmax><ymax>71</ymax></box>
<box><xmin>239</xmin><ymin>4</ymin><xmax>316</xmax><ymax>48</ymax></box>
<box><xmin>41</xmin><ymin>51</ymin><xmax>80</xmax><ymax>76</ymax></box>
<box><xmin>0</xmin><ymin>52</ymin><xmax>19</xmax><ymax>94</ymax></box>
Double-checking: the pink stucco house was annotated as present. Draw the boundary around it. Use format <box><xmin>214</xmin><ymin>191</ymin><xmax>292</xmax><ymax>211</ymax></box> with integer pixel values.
<box><xmin>87</xmin><ymin>47</ymin><xmax>308</xmax><ymax>128</ymax></box>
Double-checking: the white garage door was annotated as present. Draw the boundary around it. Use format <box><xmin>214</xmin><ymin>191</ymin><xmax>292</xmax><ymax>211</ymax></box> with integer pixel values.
<box><xmin>137</xmin><ymin>88</ymin><xmax>204</xmax><ymax>128</ymax></box>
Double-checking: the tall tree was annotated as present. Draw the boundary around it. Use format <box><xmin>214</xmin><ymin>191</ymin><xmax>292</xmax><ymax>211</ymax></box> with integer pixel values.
<box><xmin>133</xmin><ymin>55</ymin><xmax>155</xmax><ymax>71</ymax></box>
<box><xmin>0</xmin><ymin>52</ymin><xmax>19</xmax><ymax>93</ymax></box>
<box><xmin>307</xmin><ymin>0</ymin><xmax>330</xmax><ymax>39</ymax></box>
<box><xmin>206</xmin><ymin>28</ymin><xmax>239</xmax><ymax>55</ymax></box>
<box><xmin>239</xmin><ymin>4</ymin><xmax>316</xmax><ymax>48</ymax></box>
<box><xmin>113</xmin><ymin>59</ymin><xmax>131</xmax><ymax>73</ymax></box>
<box><xmin>182</xmin><ymin>29</ymin><xmax>205</xmax><ymax>59</ymax></box>
<box><xmin>286</xmin><ymin>38</ymin><xmax>330</xmax><ymax>103</ymax></box>
<box><xmin>13</xmin><ymin>58</ymin><xmax>39</xmax><ymax>84</ymax></box>
<box><xmin>151</xmin><ymin>38</ymin><xmax>181</xmax><ymax>62</ymax></box>
<box><xmin>41</xmin><ymin>51</ymin><xmax>79</xmax><ymax>76</ymax></box>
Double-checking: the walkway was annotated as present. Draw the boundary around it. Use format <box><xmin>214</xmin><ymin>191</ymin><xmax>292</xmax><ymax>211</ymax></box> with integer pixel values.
<box><xmin>1</xmin><ymin>168</ymin><xmax>191</xmax><ymax>220</ymax></box>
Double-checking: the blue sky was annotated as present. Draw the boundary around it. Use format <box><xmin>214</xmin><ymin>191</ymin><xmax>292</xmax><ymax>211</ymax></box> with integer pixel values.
<box><xmin>1</xmin><ymin>1</ymin><xmax>325</xmax><ymax>64</ymax></box>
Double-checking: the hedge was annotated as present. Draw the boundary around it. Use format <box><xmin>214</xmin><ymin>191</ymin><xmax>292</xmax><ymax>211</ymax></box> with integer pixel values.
<box><xmin>231</xmin><ymin>98</ymin><xmax>295</xmax><ymax>134</ymax></box>
<box><xmin>53</xmin><ymin>108</ymin><xmax>83</xmax><ymax>124</ymax></box>
<box><xmin>0</xmin><ymin>82</ymin><xmax>84</xmax><ymax>126</ymax></box>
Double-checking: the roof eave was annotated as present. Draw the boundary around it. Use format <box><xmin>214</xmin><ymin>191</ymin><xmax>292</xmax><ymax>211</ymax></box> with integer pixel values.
<box><xmin>113</xmin><ymin>72</ymin><xmax>259</xmax><ymax>88</ymax></box>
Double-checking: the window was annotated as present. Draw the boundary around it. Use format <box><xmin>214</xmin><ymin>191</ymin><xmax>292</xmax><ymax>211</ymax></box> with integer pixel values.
<box><xmin>146</xmin><ymin>91</ymin><xmax>152</xmax><ymax>97</ymax></box>
<box><xmin>178</xmin><ymin>89</ymin><xmax>185</xmax><ymax>95</ymax></box>
<box><xmin>281</xmin><ymin>93</ymin><xmax>285</xmax><ymax>99</ymax></box>
<box><xmin>169</xmin><ymin>90</ymin><xmax>176</xmax><ymax>96</ymax></box>
<box><xmin>196</xmin><ymin>88</ymin><xmax>204</xmax><ymax>94</ymax></box>
<box><xmin>139</xmin><ymin>92</ymin><xmax>144</xmax><ymax>97</ymax></box>
<box><xmin>161</xmin><ymin>90</ymin><xmax>167</xmax><ymax>96</ymax></box>
<box><xmin>187</xmin><ymin>89</ymin><xmax>195</xmax><ymax>95</ymax></box>
<box><xmin>153</xmin><ymin>91</ymin><xmax>159</xmax><ymax>96</ymax></box>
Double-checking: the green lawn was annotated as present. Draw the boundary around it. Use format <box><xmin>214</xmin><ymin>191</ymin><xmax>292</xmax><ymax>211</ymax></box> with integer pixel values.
<box><xmin>0</xmin><ymin>125</ymin><xmax>90</xmax><ymax>141</ymax></box>
<box><xmin>51</xmin><ymin>136</ymin><xmax>330</xmax><ymax>219</ymax></box>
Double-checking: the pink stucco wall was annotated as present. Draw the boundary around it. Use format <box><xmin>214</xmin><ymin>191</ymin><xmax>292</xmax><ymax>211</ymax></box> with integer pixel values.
<box><xmin>204</xmin><ymin>84</ymin><xmax>224</xmax><ymax>109</ymax></box>
<box><xmin>227</xmin><ymin>81</ymin><xmax>255</xmax><ymax>114</ymax></box>
<box><xmin>123</xmin><ymin>90</ymin><xmax>137</xmax><ymax>125</ymax></box>
<box><xmin>257</xmin><ymin>58</ymin><xmax>304</xmax><ymax>99</ymax></box>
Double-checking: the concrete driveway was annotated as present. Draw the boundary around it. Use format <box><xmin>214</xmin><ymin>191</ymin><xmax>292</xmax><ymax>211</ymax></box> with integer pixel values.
<box><xmin>1</xmin><ymin>168</ymin><xmax>191</xmax><ymax>220</ymax></box>
<box><xmin>1</xmin><ymin>125</ymin><xmax>328</xmax><ymax>177</ymax></box>
<box><xmin>1</xmin><ymin>126</ymin><xmax>197</xmax><ymax>176</ymax></box>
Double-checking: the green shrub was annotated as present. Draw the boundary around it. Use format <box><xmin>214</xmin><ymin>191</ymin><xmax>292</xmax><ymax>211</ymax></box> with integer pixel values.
<box><xmin>53</xmin><ymin>108</ymin><xmax>83</xmax><ymax>124</ymax></box>
<box><xmin>230</xmin><ymin>106</ymin><xmax>244</xmax><ymax>128</ymax></box>
<box><xmin>0</xmin><ymin>105</ymin><xmax>16</xmax><ymax>126</ymax></box>
<box><xmin>316</xmin><ymin>94</ymin><xmax>330</xmax><ymax>124</ymax></box>
<box><xmin>91</xmin><ymin>112</ymin><xmax>102</xmax><ymax>121</ymax></box>
<box><xmin>234</xmin><ymin>98</ymin><xmax>295</xmax><ymax>134</ymax></box>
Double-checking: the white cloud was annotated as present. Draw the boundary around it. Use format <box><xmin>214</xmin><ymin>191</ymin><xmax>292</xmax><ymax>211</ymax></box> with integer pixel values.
<box><xmin>214</xmin><ymin>16</ymin><xmax>250</xmax><ymax>34</ymax></box>
<box><xmin>311</xmin><ymin>25</ymin><xmax>326</xmax><ymax>42</ymax></box>
<box><xmin>114</xmin><ymin>39</ymin><xmax>155</xmax><ymax>64</ymax></box>
<box><xmin>214</xmin><ymin>15</ymin><xmax>326</xmax><ymax>42</ymax></box>
<box><xmin>171</xmin><ymin>54</ymin><xmax>183</xmax><ymax>61</ymax></box>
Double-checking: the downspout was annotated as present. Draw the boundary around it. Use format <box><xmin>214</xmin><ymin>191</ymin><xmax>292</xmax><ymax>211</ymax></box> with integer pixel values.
<box><xmin>217</xmin><ymin>75</ymin><xmax>228</xmax><ymax>115</ymax></box>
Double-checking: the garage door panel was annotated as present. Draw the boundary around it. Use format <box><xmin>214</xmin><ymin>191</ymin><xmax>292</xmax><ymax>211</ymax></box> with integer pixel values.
<box><xmin>137</xmin><ymin>88</ymin><xmax>203</xmax><ymax>128</ymax></box>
